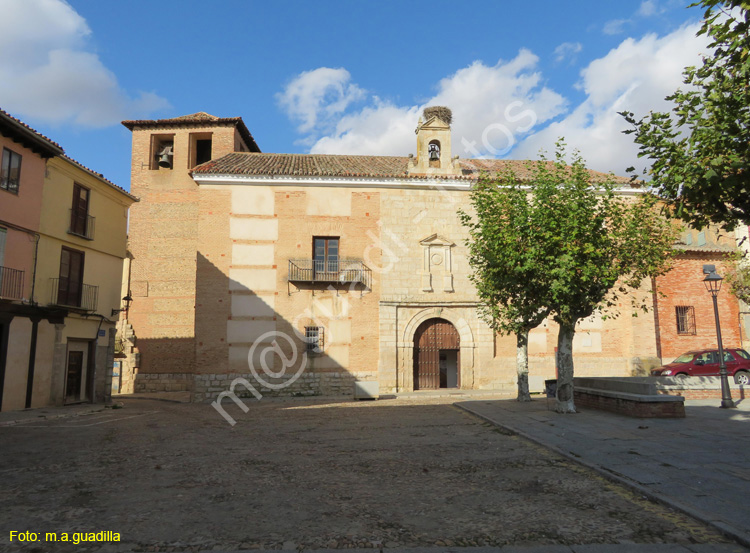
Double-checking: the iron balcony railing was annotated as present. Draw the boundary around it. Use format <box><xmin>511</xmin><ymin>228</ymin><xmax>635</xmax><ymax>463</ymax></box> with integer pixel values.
<box><xmin>49</xmin><ymin>278</ymin><xmax>99</xmax><ymax>311</ymax></box>
<box><xmin>288</xmin><ymin>259</ymin><xmax>372</xmax><ymax>288</ymax></box>
<box><xmin>68</xmin><ymin>209</ymin><xmax>95</xmax><ymax>240</ymax></box>
<box><xmin>0</xmin><ymin>266</ymin><xmax>24</xmax><ymax>301</ymax></box>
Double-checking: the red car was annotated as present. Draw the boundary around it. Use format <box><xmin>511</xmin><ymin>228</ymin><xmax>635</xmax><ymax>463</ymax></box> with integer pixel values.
<box><xmin>651</xmin><ymin>348</ymin><xmax>750</xmax><ymax>385</ymax></box>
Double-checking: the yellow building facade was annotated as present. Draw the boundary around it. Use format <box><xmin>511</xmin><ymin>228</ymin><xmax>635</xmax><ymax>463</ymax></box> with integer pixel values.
<box><xmin>0</xmin><ymin>108</ymin><xmax>136</xmax><ymax>412</ymax></box>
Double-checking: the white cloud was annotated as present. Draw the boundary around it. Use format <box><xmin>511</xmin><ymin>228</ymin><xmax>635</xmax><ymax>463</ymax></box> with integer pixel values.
<box><xmin>554</xmin><ymin>42</ymin><xmax>583</xmax><ymax>63</ymax></box>
<box><xmin>299</xmin><ymin>50</ymin><xmax>568</xmax><ymax>158</ymax></box>
<box><xmin>512</xmin><ymin>23</ymin><xmax>710</xmax><ymax>176</ymax></box>
<box><xmin>282</xmin><ymin>22</ymin><xmax>710</xmax><ymax>179</ymax></box>
<box><xmin>0</xmin><ymin>0</ymin><xmax>169</xmax><ymax>127</ymax></box>
<box><xmin>603</xmin><ymin>18</ymin><xmax>631</xmax><ymax>35</ymax></box>
<box><xmin>277</xmin><ymin>67</ymin><xmax>365</xmax><ymax>135</ymax></box>
<box><xmin>637</xmin><ymin>0</ymin><xmax>662</xmax><ymax>17</ymax></box>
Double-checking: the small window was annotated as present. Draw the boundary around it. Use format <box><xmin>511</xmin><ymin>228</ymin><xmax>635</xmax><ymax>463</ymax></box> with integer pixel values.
<box><xmin>189</xmin><ymin>132</ymin><xmax>213</xmax><ymax>169</ymax></box>
<box><xmin>736</xmin><ymin>349</ymin><xmax>750</xmax><ymax>360</ymax></box>
<box><xmin>428</xmin><ymin>140</ymin><xmax>441</xmax><ymax>167</ymax></box>
<box><xmin>675</xmin><ymin>306</ymin><xmax>696</xmax><ymax>335</ymax></box>
<box><xmin>1</xmin><ymin>148</ymin><xmax>22</xmax><ymax>193</ymax></box>
<box><xmin>305</xmin><ymin>326</ymin><xmax>324</xmax><ymax>353</ymax></box>
<box><xmin>69</xmin><ymin>183</ymin><xmax>91</xmax><ymax>238</ymax></box>
<box><xmin>723</xmin><ymin>351</ymin><xmax>736</xmax><ymax>362</ymax></box>
<box><xmin>150</xmin><ymin>134</ymin><xmax>175</xmax><ymax>170</ymax></box>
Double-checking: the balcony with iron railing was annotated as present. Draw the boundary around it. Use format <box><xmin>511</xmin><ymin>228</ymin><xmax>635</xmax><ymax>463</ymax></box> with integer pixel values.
<box><xmin>68</xmin><ymin>209</ymin><xmax>95</xmax><ymax>240</ymax></box>
<box><xmin>0</xmin><ymin>266</ymin><xmax>25</xmax><ymax>301</ymax></box>
<box><xmin>49</xmin><ymin>278</ymin><xmax>99</xmax><ymax>311</ymax></box>
<box><xmin>288</xmin><ymin>259</ymin><xmax>372</xmax><ymax>289</ymax></box>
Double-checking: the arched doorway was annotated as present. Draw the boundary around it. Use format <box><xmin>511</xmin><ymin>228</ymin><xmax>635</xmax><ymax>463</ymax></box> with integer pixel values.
<box><xmin>413</xmin><ymin>318</ymin><xmax>460</xmax><ymax>390</ymax></box>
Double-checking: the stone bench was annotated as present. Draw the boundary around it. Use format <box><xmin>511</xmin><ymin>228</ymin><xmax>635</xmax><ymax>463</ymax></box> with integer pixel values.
<box><xmin>573</xmin><ymin>377</ymin><xmax>685</xmax><ymax>418</ymax></box>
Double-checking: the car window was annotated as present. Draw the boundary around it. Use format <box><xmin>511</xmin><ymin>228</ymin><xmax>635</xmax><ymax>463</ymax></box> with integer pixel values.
<box><xmin>696</xmin><ymin>352</ymin><xmax>713</xmax><ymax>364</ymax></box>
<box><xmin>723</xmin><ymin>351</ymin><xmax>735</xmax><ymax>362</ymax></box>
<box><xmin>673</xmin><ymin>353</ymin><xmax>694</xmax><ymax>363</ymax></box>
<box><xmin>736</xmin><ymin>349</ymin><xmax>750</xmax><ymax>360</ymax></box>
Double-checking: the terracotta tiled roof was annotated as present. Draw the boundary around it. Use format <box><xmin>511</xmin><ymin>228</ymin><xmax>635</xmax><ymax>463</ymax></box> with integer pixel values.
<box><xmin>121</xmin><ymin>113</ymin><xmax>260</xmax><ymax>152</ymax></box>
<box><xmin>0</xmin><ymin>108</ymin><xmax>64</xmax><ymax>158</ymax></box>
<box><xmin>192</xmin><ymin>152</ymin><xmax>631</xmax><ymax>184</ymax></box>
<box><xmin>60</xmin><ymin>155</ymin><xmax>138</xmax><ymax>202</ymax></box>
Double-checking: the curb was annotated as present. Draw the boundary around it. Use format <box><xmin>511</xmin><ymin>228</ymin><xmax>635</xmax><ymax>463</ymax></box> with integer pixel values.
<box><xmin>454</xmin><ymin>402</ymin><xmax>750</xmax><ymax>550</ymax></box>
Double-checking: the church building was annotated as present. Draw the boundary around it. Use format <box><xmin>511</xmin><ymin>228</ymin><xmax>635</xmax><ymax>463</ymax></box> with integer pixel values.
<box><xmin>120</xmin><ymin>108</ymin><xmax>744</xmax><ymax>401</ymax></box>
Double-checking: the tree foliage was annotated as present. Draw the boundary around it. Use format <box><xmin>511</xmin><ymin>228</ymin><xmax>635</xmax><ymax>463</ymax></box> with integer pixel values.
<box><xmin>461</xmin><ymin>142</ymin><xmax>678</xmax><ymax>412</ymax></box>
<box><xmin>621</xmin><ymin>0</ymin><xmax>750</xmax><ymax>231</ymax></box>
<box><xmin>459</xmin><ymin>165</ymin><xmax>551</xmax><ymax>401</ymax></box>
<box><xmin>726</xmin><ymin>247</ymin><xmax>750</xmax><ymax>304</ymax></box>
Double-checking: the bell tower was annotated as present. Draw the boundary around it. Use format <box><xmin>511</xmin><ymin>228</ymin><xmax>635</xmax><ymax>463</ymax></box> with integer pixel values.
<box><xmin>408</xmin><ymin>106</ymin><xmax>461</xmax><ymax>176</ymax></box>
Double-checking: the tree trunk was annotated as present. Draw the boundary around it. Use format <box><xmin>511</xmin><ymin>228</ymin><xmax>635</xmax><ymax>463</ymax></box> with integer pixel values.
<box><xmin>555</xmin><ymin>321</ymin><xmax>577</xmax><ymax>413</ymax></box>
<box><xmin>516</xmin><ymin>329</ymin><xmax>531</xmax><ymax>402</ymax></box>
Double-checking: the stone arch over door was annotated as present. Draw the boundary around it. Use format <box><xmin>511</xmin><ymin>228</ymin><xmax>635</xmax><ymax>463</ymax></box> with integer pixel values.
<box><xmin>413</xmin><ymin>318</ymin><xmax>459</xmax><ymax>390</ymax></box>
<box><xmin>400</xmin><ymin>308</ymin><xmax>475</xmax><ymax>391</ymax></box>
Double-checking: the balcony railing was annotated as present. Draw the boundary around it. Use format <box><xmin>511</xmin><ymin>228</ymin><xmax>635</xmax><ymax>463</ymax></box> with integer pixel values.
<box><xmin>0</xmin><ymin>266</ymin><xmax>24</xmax><ymax>301</ymax></box>
<box><xmin>68</xmin><ymin>209</ymin><xmax>95</xmax><ymax>240</ymax></box>
<box><xmin>288</xmin><ymin>259</ymin><xmax>372</xmax><ymax>288</ymax></box>
<box><xmin>49</xmin><ymin>278</ymin><xmax>99</xmax><ymax>311</ymax></box>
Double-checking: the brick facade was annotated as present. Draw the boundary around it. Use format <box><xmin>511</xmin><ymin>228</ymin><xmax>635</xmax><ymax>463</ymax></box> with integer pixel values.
<box><xmin>121</xmin><ymin>112</ymin><xmax>746</xmax><ymax>402</ymax></box>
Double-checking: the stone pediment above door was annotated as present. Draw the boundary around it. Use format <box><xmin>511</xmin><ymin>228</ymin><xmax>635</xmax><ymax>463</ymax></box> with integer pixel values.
<box><xmin>419</xmin><ymin>234</ymin><xmax>455</xmax><ymax>247</ymax></box>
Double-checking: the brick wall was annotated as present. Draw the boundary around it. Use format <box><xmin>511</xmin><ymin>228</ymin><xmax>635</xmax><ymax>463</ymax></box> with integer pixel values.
<box><xmin>654</xmin><ymin>253</ymin><xmax>741</xmax><ymax>361</ymax></box>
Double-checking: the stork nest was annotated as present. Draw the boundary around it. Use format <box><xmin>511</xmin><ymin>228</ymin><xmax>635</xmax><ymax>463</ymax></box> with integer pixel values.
<box><xmin>423</xmin><ymin>106</ymin><xmax>452</xmax><ymax>125</ymax></box>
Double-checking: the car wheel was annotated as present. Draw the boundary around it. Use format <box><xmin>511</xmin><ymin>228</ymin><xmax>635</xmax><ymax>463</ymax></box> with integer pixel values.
<box><xmin>675</xmin><ymin>373</ymin><xmax>689</xmax><ymax>379</ymax></box>
<box><xmin>735</xmin><ymin>371</ymin><xmax>750</xmax><ymax>386</ymax></box>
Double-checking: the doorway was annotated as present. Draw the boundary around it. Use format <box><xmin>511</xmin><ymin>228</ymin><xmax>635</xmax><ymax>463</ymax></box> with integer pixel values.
<box><xmin>413</xmin><ymin>318</ymin><xmax>460</xmax><ymax>390</ymax></box>
<box><xmin>65</xmin><ymin>340</ymin><xmax>91</xmax><ymax>403</ymax></box>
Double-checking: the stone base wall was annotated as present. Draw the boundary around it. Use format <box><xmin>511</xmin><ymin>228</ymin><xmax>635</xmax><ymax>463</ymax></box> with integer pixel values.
<box><xmin>193</xmin><ymin>371</ymin><xmax>374</xmax><ymax>402</ymax></box>
<box><xmin>133</xmin><ymin>370</ymin><xmax>377</xmax><ymax>401</ymax></box>
<box><xmin>134</xmin><ymin>372</ymin><xmax>193</xmax><ymax>393</ymax></box>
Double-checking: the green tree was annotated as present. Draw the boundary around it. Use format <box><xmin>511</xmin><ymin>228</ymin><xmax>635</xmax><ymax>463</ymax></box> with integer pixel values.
<box><xmin>459</xmin><ymin>166</ymin><xmax>550</xmax><ymax>401</ymax></box>
<box><xmin>726</xmin><ymin>248</ymin><xmax>750</xmax><ymax>304</ymax></box>
<box><xmin>462</xmin><ymin>142</ymin><xmax>677</xmax><ymax>413</ymax></box>
<box><xmin>621</xmin><ymin>0</ymin><xmax>750</xmax><ymax>231</ymax></box>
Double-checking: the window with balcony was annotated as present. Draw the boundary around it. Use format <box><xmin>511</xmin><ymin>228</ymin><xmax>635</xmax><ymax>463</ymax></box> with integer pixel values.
<box><xmin>288</xmin><ymin>237</ymin><xmax>371</xmax><ymax>288</ymax></box>
<box><xmin>314</xmin><ymin>236</ymin><xmax>339</xmax><ymax>278</ymax></box>
<box><xmin>1</xmin><ymin>147</ymin><xmax>22</xmax><ymax>194</ymax></box>
<box><xmin>51</xmin><ymin>247</ymin><xmax>98</xmax><ymax>311</ymax></box>
<box><xmin>68</xmin><ymin>183</ymin><xmax>94</xmax><ymax>239</ymax></box>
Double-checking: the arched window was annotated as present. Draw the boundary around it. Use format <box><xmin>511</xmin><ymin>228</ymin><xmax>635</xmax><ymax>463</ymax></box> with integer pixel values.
<box><xmin>428</xmin><ymin>140</ymin><xmax>441</xmax><ymax>161</ymax></box>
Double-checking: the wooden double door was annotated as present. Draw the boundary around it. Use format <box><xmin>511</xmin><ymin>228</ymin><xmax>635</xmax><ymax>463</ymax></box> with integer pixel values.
<box><xmin>413</xmin><ymin>318</ymin><xmax>460</xmax><ymax>390</ymax></box>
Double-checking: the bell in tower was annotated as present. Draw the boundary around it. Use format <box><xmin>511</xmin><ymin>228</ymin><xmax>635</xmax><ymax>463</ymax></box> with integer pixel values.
<box><xmin>408</xmin><ymin>106</ymin><xmax>461</xmax><ymax>176</ymax></box>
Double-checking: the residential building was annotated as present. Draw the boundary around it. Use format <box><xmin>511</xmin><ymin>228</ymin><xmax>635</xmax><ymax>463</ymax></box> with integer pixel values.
<box><xmin>0</xmin><ymin>109</ymin><xmax>136</xmax><ymax>412</ymax></box>
<box><xmin>120</xmin><ymin>108</ymin><xmax>743</xmax><ymax>401</ymax></box>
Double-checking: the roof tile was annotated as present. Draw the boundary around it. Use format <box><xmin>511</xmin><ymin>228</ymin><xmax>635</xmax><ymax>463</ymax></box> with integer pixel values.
<box><xmin>193</xmin><ymin>152</ymin><xmax>630</xmax><ymax>183</ymax></box>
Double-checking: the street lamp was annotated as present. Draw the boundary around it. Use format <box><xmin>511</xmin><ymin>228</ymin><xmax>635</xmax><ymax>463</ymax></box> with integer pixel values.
<box><xmin>702</xmin><ymin>265</ymin><xmax>736</xmax><ymax>409</ymax></box>
<box><xmin>111</xmin><ymin>293</ymin><xmax>133</xmax><ymax>317</ymax></box>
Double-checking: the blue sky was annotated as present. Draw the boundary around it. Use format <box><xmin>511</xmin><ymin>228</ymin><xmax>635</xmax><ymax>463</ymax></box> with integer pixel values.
<box><xmin>0</xmin><ymin>0</ymin><xmax>710</xmax><ymax>191</ymax></box>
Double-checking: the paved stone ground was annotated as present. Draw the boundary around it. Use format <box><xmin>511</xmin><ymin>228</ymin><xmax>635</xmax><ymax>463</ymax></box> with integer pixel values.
<box><xmin>456</xmin><ymin>398</ymin><xmax>750</xmax><ymax>547</ymax></box>
<box><xmin>0</xmin><ymin>397</ymin><xmax>743</xmax><ymax>553</ymax></box>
